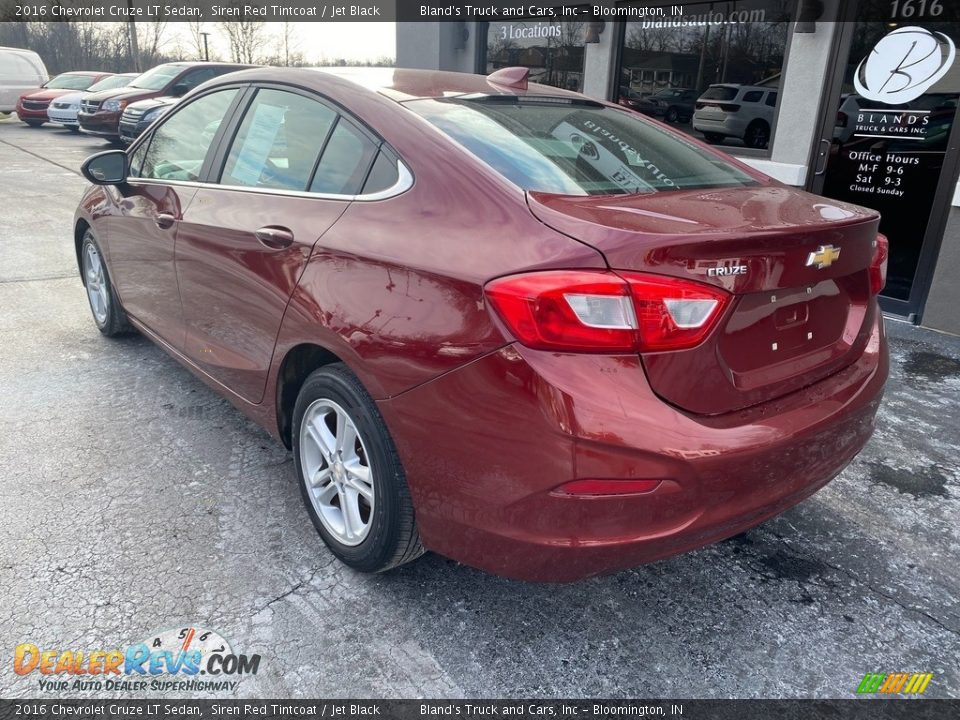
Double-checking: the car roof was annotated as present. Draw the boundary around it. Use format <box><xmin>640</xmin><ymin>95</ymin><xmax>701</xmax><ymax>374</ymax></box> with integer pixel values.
<box><xmin>206</xmin><ymin>66</ymin><xmax>585</xmax><ymax>103</ymax></box>
<box><xmin>57</xmin><ymin>71</ymin><xmax>108</xmax><ymax>76</ymax></box>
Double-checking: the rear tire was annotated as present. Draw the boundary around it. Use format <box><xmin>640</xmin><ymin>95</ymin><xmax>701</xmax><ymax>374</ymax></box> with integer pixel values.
<box><xmin>744</xmin><ymin>120</ymin><xmax>770</xmax><ymax>149</ymax></box>
<box><xmin>68</xmin><ymin>125</ymin><xmax>81</xmax><ymax>133</ymax></box>
<box><xmin>80</xmin><ymin>230</ymin><xmax>132</xmax><ymax>337</ymax></box>
<box><xmin>292</xmin><ymin>363</ymin><xmax>424</xmax><ymax>573</ymax></box>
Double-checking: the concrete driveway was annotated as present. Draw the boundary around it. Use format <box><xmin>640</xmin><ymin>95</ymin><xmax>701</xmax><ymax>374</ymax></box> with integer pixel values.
<box><xmin>0</xmin><ymin>117</ymin><xmax>957</xmax><ymax>699</ymax></box>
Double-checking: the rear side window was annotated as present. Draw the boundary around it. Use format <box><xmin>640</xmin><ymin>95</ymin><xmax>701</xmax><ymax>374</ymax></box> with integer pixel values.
<box><xmin>362</xmin><ymin>150</ymin><xmax>399</xmax><ymax>194</ymax></box>
<box><xmin>743</xmin><ymin>90</ymin><xmax>764</xmax><ymax>103</ymax></box>
<box><xmin>408</xmin><ymin>97</ymin><xmax>757</xmax><ymax>195</ymax></box>
<box><xmin>765</xmin><ymin>92</ymin><xmax>778</xmax><ymax>107</ymax></box>
<box><xmin>309</xmin><ymin>118</ymin><xmax>378</xmax><ymax>195</ymax></box>
<box><xmin>221</xmin><ymin>88</ymin><xmax>337</xmax><ymax>191</ymax></box>
<box><xmin>700</xmin><ymin>86</ymin><xmax>738</xmax><ymax>101</ymax></box>
<box><xmin>135</xmin><ymin>88</ymin><xmax>239</xmax><ymax>181</ymax></box>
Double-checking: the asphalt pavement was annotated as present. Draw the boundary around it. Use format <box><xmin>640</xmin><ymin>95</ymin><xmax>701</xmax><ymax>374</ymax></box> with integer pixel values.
<box><xmin>0</xmin><ymin>116</ymin><xmax>958</xmax><ymax>699</ymax></box>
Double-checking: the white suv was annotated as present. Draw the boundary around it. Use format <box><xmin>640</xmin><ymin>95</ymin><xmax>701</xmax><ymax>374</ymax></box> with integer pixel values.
<box><xmin>693</xmin><ymin>84</ymin><xmax>778</xmax><ymax>149</ymax></box>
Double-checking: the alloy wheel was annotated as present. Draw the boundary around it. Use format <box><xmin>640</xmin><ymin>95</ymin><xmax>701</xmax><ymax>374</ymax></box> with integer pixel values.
<box><xmin>298</xmin><ymin>398</ymin><xmax>375</xmax><ymax>546</ymax></box>
<box><xmin>83</xmin><ymin>242</ymin><xmax>109</xmax><ymax>326</ymax></box>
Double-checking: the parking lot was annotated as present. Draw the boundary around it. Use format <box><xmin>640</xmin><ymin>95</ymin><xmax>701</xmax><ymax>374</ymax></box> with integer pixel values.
<box><xmin>0</xmin><ymin>115</ymin><xmax>958</xmax><ymax>699</ymax></box>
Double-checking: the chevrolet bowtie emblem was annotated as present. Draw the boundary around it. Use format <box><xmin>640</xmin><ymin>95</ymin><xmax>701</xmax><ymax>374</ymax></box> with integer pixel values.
<box><xmin>806</xmin><ymin>245</ymin><xmax>841</xmax><ymax>269</ymax></box>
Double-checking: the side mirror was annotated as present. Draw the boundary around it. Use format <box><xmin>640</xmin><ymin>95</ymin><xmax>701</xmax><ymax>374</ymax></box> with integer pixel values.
<box><xmin>81</xmin><ymin>150</ymin><xmax>128</xmax><ymax>185</ymax></box>
<box><xmin>171</xmin><ymin>83</ymin><xmax>189</xmax><ymax>97</ymax></box>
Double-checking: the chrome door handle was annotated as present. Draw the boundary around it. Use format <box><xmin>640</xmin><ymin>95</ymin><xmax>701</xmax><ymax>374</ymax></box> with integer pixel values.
<box><xmin>255</xmin><ymin>226</ymin><xmax>295</xmax><ymax>250</ymax></box>
<box><xmin>155</xmin><ymin>213</ymin><xmax>176</xmax><ymax>229</ymax></box>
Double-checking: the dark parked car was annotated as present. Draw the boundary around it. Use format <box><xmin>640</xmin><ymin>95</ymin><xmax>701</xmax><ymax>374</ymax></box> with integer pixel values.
<box><xmin>118</xmin><ymin>95</ymin><xmax>178</xmax><ymax>144</ymax></box>
<box><xmin>16</xmin><ymin>71</ymin><xmax>112</xmax><ymax>126</ymax></box>
<box><xmin>77</xmin><ymin>61</ymin><xmax>250</xmax><ymax>141</ymax></box>
<box><xmin>74</xmin><ymin>67</ymin><xmax>889</xmax><ymax>582</ymax></box>
<box><xmin>624</xmin><ymin>86</ymin><xmax>696</xmax><ymax>123</ymax></box>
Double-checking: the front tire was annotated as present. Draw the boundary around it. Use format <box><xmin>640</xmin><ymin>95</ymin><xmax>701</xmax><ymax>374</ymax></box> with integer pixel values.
<box><xmin>293</xmin><ymin>364</ymin><xmax>423</xmax><ymax>573</ymax></box>
<box><xmin>665</xmin><ymin>107</ymin><xmax>679</xmax><ymax>123</ymax></box>
<box><xmin>25</xmin><ymin>120</ymin><xmax>43</xmax><ymax>127</ymax></box>
<box><xmin>80</xmin><ymin>230</ymin><xmax>131</xmax><ymax>337</ymax></box>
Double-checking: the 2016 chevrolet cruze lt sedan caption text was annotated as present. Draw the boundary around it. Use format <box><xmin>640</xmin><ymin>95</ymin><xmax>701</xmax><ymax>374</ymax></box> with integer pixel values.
<box><xmin>74</xmin><ymin>66</ymin><xmax>889</xmax><ymax>582</ymax></box>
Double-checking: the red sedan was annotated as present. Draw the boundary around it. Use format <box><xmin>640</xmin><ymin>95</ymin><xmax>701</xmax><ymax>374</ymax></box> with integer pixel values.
<box><xmin>74</xmin><ymin>67</ymin><xmax>888</xmax><ymax>582</ymax></box>
<box><xmin>16</xmin><ymin>71</ymin><xmax>112</xmax><ymax>126</ymax></box>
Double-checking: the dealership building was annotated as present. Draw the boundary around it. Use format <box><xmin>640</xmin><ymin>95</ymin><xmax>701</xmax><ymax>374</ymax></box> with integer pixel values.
<box><xmin>397</xmin><ymin>0</ymin><xmax>960</xmax><ymax>335</ymax></box>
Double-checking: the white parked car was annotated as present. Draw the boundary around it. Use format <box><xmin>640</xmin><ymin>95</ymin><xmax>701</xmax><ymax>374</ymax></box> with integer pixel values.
<box><xmin>693</xmin><ymin>84</ymin><xmax>778</xmax><ymax>149</ymax></box>
<box><xmin>0</xmin><ymin>46</ymin><xmax>47</xmax><ymax>113</ymax></box>
<box><xmin>48</xmin><ymin>72</ymin><xmax>140</xmax><ymax>130</ymax></box>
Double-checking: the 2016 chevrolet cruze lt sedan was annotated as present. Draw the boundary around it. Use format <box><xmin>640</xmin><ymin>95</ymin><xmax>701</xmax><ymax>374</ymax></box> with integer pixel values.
<box><xmin>75</xmin><ymin>67</ymin><xmax>889</xmax><ymax>582</ymax></box>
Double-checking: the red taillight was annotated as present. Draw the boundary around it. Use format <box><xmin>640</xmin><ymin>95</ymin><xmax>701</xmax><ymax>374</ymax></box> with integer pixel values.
<box><xmin>484</xmin><ymin>270</ymin><xmax>729</xmax><ymax>353</ymax></box>
<box><xmin>870</xmin><ymin>233</ymin><xmax>889</xmax><ymax>295</ymax></box>
<box><xmin>553</xmin><ymin>478</ymin><xmax>661</xmax><ymax>497</ymax></box>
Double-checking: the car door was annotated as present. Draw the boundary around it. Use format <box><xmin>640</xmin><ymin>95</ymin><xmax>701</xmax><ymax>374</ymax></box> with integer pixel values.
<box><xmin>175</xmin><ymin>86</ymin><xmax>380</xmax><ymax>404</ymax></box>
<box><xmin>108</xmin><ymin>87</ymin><xmax>243</xmax><ymax>347</ymax></box>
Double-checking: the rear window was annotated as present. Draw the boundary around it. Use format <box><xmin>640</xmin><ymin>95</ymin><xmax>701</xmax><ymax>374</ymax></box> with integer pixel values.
<box><xmin>700</xmin><ymin>86</ymin><xmax>738</xmax><ymax>101</ymax></box>
<box><xmin>407</xmin><ymin>97</ymin><xmax>757</xmax><ymax>195</ymax></box>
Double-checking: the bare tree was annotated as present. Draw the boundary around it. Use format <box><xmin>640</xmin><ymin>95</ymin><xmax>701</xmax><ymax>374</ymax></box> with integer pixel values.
<box><xmin>136</xmin><ymin>21</ymin><xmax>168</xmax><ymax>68</ymax></box>
<box><xmin>219</xmin><ymin>20</ymin><xmax>267</xmax><ymax>64</ymax></box>
<box><xmin>184</xmin><ymin>20</ymin><xmax>206</xmax><ymax>60</ymax></box>
<box><xmin>0</xmin><ymin>20</ymin><xmax>181</xmax><ymax>75</ymax></box>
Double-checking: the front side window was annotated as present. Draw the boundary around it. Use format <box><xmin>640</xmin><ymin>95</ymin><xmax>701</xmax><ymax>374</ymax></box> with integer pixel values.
<box><xmin>409</xmin><ymin>97</ymin><xmax>757</xmax><ymax>195</ymax></box>
<box><xmin>178</xmin><ymin>67</ymin><xmax>220</xmax><ymax>93</ymax></box>
<box><xmin>221</xmin><ymin>89</ymin><xmax>337</xmax><ymax>191</ymax></box>
<box><xmin>135</xmin><ymin>89</ymin><xmax>239</xmax><ymax>182</ymax></box>
<box><xmin>616</xmin><ymin>0</ymin><xmax>795</xmax><ymax>151</ymax></box>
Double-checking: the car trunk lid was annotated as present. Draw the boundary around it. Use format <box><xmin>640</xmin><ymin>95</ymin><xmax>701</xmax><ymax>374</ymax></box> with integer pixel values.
<box><xmin>527</xmin><ymin>185</ymin><xmax>881</xmax><ymax>415</ymax></box>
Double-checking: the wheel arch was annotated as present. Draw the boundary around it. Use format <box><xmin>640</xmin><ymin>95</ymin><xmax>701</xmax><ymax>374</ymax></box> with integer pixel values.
<box><xmin>275</xmin><ymin>343</ymin><xmax>344</xmax><ymax>449</ymax></box>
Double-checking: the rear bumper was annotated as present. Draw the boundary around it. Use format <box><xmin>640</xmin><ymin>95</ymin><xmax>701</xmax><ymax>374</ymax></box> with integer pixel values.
<box><xmin>379</xmin><ymin>313</ymin><xmax>888</xmax><ymax>582</ymax></box>
<box><xmin>692</xmin><ymin>115</ymin><xmax>745</xmax><ymax>137</ymax></box>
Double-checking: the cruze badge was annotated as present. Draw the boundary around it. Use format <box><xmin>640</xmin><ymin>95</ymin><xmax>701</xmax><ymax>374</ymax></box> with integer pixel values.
<box><xmin>806</xmin><ymin>245</ymin><xmax>841</xmax><ymax>269</ymax></box>
<box><xmin>706</xmin><ymin>265</ymin><xmax>747</xmax><ymax>277</ymax></box>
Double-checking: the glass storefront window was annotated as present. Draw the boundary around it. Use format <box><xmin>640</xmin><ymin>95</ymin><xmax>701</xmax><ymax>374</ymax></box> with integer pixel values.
<box><xmin>484</xmin><ymin>20</ymin><xmax>586</xmax><ymax>92</ymax></box>
<box><xmin>616</xmin><ymin>0</ymin><xmax>796</xmax><ymax>151</ymax></box>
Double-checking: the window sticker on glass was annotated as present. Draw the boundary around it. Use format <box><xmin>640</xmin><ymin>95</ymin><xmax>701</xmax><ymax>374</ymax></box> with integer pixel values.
<box><xmin>550</xmin><ymin>120</ymin><xmax>657</xmax><ymax>194</ymax></box>
<box><xmin>229</xmin><ymin>103</ymin><xmax>285</xmax><ymax>186</ymax></box>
